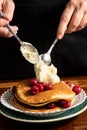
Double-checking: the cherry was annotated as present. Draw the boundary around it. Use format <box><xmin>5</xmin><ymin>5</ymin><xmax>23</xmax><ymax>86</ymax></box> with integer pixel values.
<box><xmin>65</xmin><ymin>81</ymin><xmax>74</xmax><ymax>89</ymax></box>
<box><xmin>29</xmin><ymin>79</ymin><xmax>53</xmax><ymax>95</ymax></box>
<box><xmin>30</xmin><ymin>85</ymin><xmax>39</xmax><ymax>95</ymax></box>
<box><xmin>40</xmin><ymin>82</ymin><xmax>47</xmax><ymax>86</ymax></box>
<box><xmin>58</xmin><ymin>100</ymin><xmax>71</xmax><ymax>108</ymax></box>
<box><xmin>37</xmin><ymin>83</ymin><xmax>44</xmax><ymax>92</ymax></box>
<box><xmin>72</xmin><ymin>85</ymin><xmax>82</xmax><ymax>94</ymax></box>
<box><xmin>44</xmin><ymin>83</ymin><xmax>52</xmax><ymax>90</ymax></box>
<box><xmin>47</xmin><ymin>102</ymin><xmax>57</xmax><ymax>109</ymax></box>
<box><xmin>29</xmin><ymin>78</ymin><xmax>38</xmax><ymax>86</ymax></box>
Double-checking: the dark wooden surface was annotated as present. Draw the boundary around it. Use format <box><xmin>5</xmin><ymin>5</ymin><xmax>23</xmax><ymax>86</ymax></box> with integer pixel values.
<box><xmin>0</xmin><ymin>76</ymin><xmax>87</xmax><ymax>130</ymax></box>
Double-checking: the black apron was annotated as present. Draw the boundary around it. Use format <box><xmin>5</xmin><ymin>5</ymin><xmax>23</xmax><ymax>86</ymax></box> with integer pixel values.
<box><xmin>0</xmin><ymin>0</ymin><xmax>87</xmax><ymax>79</ymax></box>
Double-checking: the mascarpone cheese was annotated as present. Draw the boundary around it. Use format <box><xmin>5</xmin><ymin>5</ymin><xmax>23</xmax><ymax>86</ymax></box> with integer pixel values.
<box><xmin>34</xmin><ymin>59</ymin><xmax>60</xmax><ymax>85</ymax></box>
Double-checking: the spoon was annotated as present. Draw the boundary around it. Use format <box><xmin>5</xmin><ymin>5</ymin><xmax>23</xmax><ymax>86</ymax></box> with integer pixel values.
<box><xmin>0</xmin><ymin>11</ymin><xmax>39</xmax><ymax>64</ymax></box>
<box><xmin>40</xmin><ymin>38</ymin><xmax>58</xmax><ymax>65</ymax></box>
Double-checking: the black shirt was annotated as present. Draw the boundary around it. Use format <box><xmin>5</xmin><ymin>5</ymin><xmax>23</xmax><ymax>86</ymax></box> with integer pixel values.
<box><xmin>0</xmin><ymin>0</ymin><xmax>87</xmax><ymax>79</ymax></box>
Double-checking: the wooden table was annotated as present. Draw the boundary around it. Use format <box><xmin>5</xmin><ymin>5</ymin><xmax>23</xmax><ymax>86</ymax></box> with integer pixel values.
<box><xmin>0</xmin><ymin>76</ymin><xmax>87</xmax><ymax>130</ymax></box>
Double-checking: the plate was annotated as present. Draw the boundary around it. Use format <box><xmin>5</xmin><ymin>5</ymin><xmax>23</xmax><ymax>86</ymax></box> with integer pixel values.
<box><xmin>0</xmin><ymin>88</ymin><xmax>86</xmax><ymax>117</ymax></box>
<box><xmin>0</xmin><ymin>98</ymin><xmax>87</xmax><ymax>123</ymax></box>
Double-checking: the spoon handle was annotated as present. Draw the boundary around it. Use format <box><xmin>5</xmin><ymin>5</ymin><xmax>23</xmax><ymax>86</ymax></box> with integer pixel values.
<box><xmin>0</xmin><ymin>11</ymin><xmax>22</xmax><ymax>45</ymax></box>
<box><xmin>6</xmin><ymin>24</ymin><xmax>22</xmax><ymax>44</ymax></box>
<box><xmin>47</xmin><ymin>38</ymin><xmax>58</xmax><ymax>54</ymax></box>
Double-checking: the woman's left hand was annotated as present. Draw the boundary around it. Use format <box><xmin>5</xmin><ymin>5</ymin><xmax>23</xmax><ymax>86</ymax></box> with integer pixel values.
<box><xmin>57</xmin><ymin>0</ymin><xmax>87</xmax><ymax>39</ymax></box>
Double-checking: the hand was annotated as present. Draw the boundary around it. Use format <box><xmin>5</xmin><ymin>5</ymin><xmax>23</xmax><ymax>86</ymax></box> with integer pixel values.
<box><xmin>57</xmin><ymin>0</ymin><xmax>87</xmax><ymax>39</ymax></box>
<box><xmin>0</xmin><ymin>0</ymin><xmax>18</xmax><ymax>37</ymax></box>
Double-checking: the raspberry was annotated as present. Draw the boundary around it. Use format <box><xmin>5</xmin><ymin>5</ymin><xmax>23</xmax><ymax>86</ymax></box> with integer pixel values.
<box><xmin>72</xmin><ymin>85</ymin><xmax>82</xmax><ymax>94</ymax></box>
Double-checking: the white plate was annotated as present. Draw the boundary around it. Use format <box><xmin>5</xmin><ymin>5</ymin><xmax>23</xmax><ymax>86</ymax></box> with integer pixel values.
<box><xmin>0</xmin><ymin>88</ymin><xmax>86</xmax><ymax>117</ymax></box>
<box><xmin>0</xmin><ymin>98</ymin><xmax>87</xmax><ymax>123</ymax></box>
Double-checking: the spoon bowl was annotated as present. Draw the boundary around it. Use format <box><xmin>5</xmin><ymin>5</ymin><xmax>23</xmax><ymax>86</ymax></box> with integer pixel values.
<box><xmin>0</xmin><ymin>11</ymin><xmax>39</xmax><ymax>64</ymax></box>
<box><xmin>40</xmin><ymin>53</ymin><xmax>51</xmax><ymax>65</ymax></box>
<box><xmin>40</xmin><ymin>38</ymin><xmax>58</xmax><ymax>65</ymax></box>
<box><xmin>6</xmin><ymin>24</ymin><xmax>39</xmax><ymax>64</ymax></box>
<box><xmin>20</xmin><ymin>41</ymin><xmax>39</xmax><ymax>64</ymax></box>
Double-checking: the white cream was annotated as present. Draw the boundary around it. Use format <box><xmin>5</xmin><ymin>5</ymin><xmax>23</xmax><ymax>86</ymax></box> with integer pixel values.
<box><xmin>20</xmin><ymin>42</ymin><xmax>39</xmax><ymax>64</ymax></box>
<box><xmin>20</xmin><ymin>42</ymin><xmax>60</xmax><ymax>84</ymax></box>
<box><xmin>34</xmin><ymin>59</ymin><xmax>60</xmax><ymax>85</ymax></box>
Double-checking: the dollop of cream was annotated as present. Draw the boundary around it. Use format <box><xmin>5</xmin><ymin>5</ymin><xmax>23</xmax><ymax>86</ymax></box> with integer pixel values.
<box><xmin>34</xmin><ymin>59</ymin><xmax>60</xmax><ymax>85</ymax></box>
<box><xmin>20</xmin><ymin>42</ymin><xmax>39</xmax><ymax>64</ymax></box>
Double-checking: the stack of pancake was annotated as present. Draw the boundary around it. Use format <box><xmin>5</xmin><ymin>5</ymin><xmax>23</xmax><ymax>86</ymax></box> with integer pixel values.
<box><xmin>13</xmin><ymin>80</ymin><xmax>76</xmax><ymax>113</ymax></box>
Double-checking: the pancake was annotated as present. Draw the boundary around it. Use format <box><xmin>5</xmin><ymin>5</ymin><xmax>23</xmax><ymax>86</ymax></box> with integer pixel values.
<box><xmin>13</xmin><ymin>96</ymin><xmax>62</xmax><ymax>113</ymax></box>
<box><xmin>13</xmin><ymin>80</ymin><xmax>75</xmax><ymax>107</ymax></box>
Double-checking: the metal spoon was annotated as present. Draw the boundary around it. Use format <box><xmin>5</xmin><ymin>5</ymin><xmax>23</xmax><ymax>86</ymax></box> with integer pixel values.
<box><xmin>40</xmin><ymin>38</ymin><xmax>58</xmax><ymax>65</ymax></box>
<box><xmin>0</xmin><ymin>11</ymin><xmax>39</xmax><ymax>64</ymax></box>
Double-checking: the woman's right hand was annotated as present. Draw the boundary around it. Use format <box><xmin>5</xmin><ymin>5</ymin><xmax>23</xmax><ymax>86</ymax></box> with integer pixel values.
<box><xmin>0</xmin><ymin>0</ymin><xmax>18</xmax><ymax>37</ymax></box>
<box><xmin>57</xmin><ymin>0</ymin><xmax>87</xmax><ymax>39</ymax></box>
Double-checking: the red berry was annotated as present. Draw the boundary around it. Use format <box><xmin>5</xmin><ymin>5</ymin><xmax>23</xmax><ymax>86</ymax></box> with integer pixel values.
<box><xmin>47</xmin><ymin>102</ymin><xmax>57</xmax><ymax>109</ymax></box>
<box><xmin>37</xmin><ymin>83</ymin><xmax>44</xmax><ymax>92</ymax></box>
<box><xmin>65</xmin><ymin>81</ymin><xmax>74</xmax><ymax>89</ymax></box>
<box><xmin>72</xmin><ymin>85</ymin><xmax>81</xmax><ymax>94</ymax></box>
<box><xmin>44</xmin><ymin>83</ymin><xmax>52</xmax><ymax>90</ymax></box>
<box><xmin>40</xmin><ymin>82</ymin><xmax>47</xmax><ymax>86</ymax></box>
<box><xmin>29</xmin><ymin>79</ymin><xmax>38</xmax><ymax>86</ymax></box>
<box><xmin>58</xmin><ymin>100</ymin><xmax>71</xmax><ymax>108</ymax></box>
<box><xmin>30</xmin><ymin>85</ymin><xmax>39</xmax><ymax>95</ymax></box>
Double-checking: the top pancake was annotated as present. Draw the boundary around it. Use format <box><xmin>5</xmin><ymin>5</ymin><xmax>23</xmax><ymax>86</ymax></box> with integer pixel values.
<box><xmin>14</xmin><ymin>80</ymin><xmax>75</xmax><ymax>106</ymax></box>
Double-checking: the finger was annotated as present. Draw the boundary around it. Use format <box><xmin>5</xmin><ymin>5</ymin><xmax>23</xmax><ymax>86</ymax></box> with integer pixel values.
<box><xmin>0</xmin><ymin>27</ymin><xmax>13</xmax><ymax>37</ymax></box>
<box><xmin>57</xmin><ymin>2</ymin><xmax>75</xmax><ymax>39</ymax></box>
<box><xmin>2</xmin><ymin>0</ymin><xmax>15</xmax><ymax>21</ymax></box>
<box><xmin>66</xmin><ymin>7</ymin><xmax>85</xmax><ymax>33</ymax></box>
<box><xmin>76</xmin><ymin>11</ymin><xmax>87</xmax><ymax>31</ymax></box>
<box><xmin>0</xmin><ymin>18</ymin><xmax>9</xmax><ymax>26</ymax></box>
<box><xmin>0</xmin><ymin>25</ymin><xmax>18</xmax><ymax>37</ymax></box>
<box><xmin>0</xmin><ymin>0</ymin><xmax>3</xmax><ymax>10</ymax></box>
